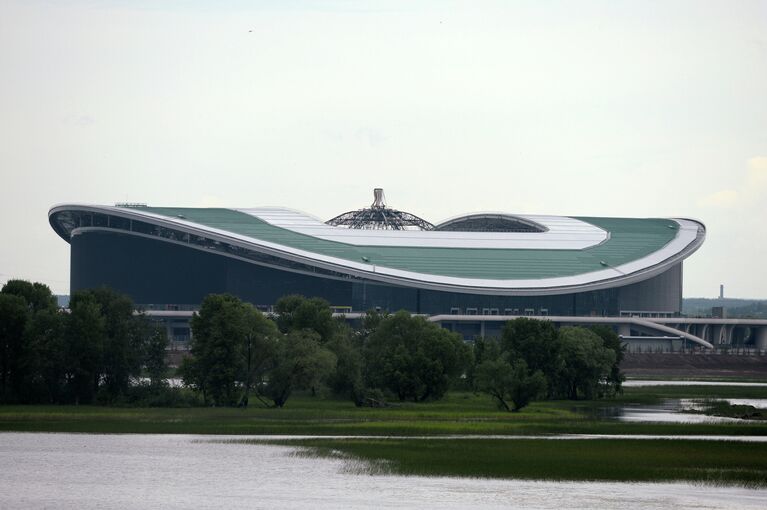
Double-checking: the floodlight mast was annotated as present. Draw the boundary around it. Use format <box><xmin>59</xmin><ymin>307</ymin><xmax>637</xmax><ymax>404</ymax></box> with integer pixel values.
<box><xmin>326</xmin><ymin>188</ymin><xmax>434</xmax><ymax>231</ymax></box>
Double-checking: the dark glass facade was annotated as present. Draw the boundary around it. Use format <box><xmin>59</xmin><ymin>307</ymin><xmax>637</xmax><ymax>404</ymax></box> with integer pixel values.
<box><xmin>71</xmin><ymin>230</ymin><xmax>683</xmax><ymax>316</ymax></box>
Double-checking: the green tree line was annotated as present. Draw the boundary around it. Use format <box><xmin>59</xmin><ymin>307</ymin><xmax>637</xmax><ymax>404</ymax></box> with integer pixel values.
<box><xmin>0</xmin><ymin>280</ymin><xmax>168</xmax><ymax>405</ymax></box>
<box><xmin>178</xmin><ymin>294</ymin><xmax>473</xmax><ymax>408</ymax></box>
<box><xmin>473</xmin><ymin>320</ymin><xmax>624</xmax><ymax>411</ymax></box>
<box><xmin>181</xmin><ymin>293</ymin><xmax>623</xmax><ymax>410</ymax></box>
<box><xmin>0</xmin><ymin>280</ymin><xmax>624</xmax><ymax>411</ymax></box>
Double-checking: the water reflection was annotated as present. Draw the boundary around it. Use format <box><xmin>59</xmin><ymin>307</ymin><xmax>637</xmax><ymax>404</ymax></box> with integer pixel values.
<box><xmin>620</xmin><ymin>397</ymin><xmax>767</xmax><ymax>424</ymax></box>
<box><xmin>725</xmin><ymin>399</ymin><xmax>767</xmax><ymax>408</ymax></box>
<box><xmin>623</xmin><ymin>380</ymin><xmax>767</xmax><ymax>387</ymax></box>
<box><xmin>1</xmin><ymin>433</ymin><xmax>764</xmax><ymax>510</ymax></box>
<box><xmin>618</xmin><ymin>400</ymin><xmax>745</xmax><ymax>424</ymax></box>
<box><xmin>573</xmin><ymin>396</ymin><xmax>766</xmax><ymax>424</ymax></box>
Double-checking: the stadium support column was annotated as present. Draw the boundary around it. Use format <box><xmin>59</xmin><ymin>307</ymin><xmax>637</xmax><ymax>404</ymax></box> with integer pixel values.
<box><xmin>711</xmin><ymin>324</ymin><xmax>732</xmax><ymax>346</ymax></box>
<box><xmin>755</xmin><ymin>327</ymin><xmax>767</xmax><ymax>351</ymax></box>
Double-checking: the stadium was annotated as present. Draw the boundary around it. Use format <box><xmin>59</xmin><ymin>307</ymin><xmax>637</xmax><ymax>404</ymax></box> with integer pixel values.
<box><xmin>53</xmin><ymin>190</ymin><xmax>767</xmax><ymax>350</ymax></box>
<box><xmin>49</xmin><ymin>189</ymin><xmax>705</xmax><ymax>322</ymax></box>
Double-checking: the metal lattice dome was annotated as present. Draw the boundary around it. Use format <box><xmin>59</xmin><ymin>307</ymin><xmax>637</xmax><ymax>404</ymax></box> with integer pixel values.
<box><xmin>326</xmin><ymin>188</ymin><xmax>434</xmax><ymax>231</ymax></box>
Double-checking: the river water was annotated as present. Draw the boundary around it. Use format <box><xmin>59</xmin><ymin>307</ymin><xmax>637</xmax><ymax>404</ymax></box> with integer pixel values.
<box><xmin>1</xmin><ymin>433</ymin><xmax>765</xmax><ymax>509</ymax></box>
<box><xmin>623</xmin><ymin>380</ymin><xmax>767</xmax><ymax>387</ymax></box>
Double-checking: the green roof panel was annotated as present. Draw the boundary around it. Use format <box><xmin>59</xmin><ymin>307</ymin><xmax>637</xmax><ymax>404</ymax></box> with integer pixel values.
<box><xmin>138</xmin><ymin>207</ymin><xmax>678</xmax><ymax>281</ymax></box>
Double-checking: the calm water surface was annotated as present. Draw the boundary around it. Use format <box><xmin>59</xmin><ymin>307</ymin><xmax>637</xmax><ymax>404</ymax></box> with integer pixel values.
<box><xmin>623</xmin><ymin>380</ymin><xmax>767</xmax><ymax>387</ymax></box>
<box><xmin>1</xmin><ymin>433</ymin><xmax>765</xmax><ymax>509</ymax></box>
<box><xmin>616</xmin><ymin>400</ymin><xmax>746</xmax><ymax>424</ymax></box>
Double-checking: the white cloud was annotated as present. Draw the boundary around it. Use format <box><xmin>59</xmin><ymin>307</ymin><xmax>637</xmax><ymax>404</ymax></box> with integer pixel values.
<box><xmin>698</xmin><ymin>156</ymin><xmax>767</xmax><ymax>208</ymax></box>
<box><xmin>747</xmin><ymin>156</ymin><xmax>767</xmax><ymax>188</ymax></box>
<box><xmin>698</xmin><ymin>189</ymin><xmax>739</xmax><ymax>207</ymax></box>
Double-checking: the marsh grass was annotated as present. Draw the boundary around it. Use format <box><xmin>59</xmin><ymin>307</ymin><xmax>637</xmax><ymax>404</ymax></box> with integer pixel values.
<box><xmin>682</xmin><ymin>399</ymin><xmax>766</xmax><ymax>420</ymax></box>
<box><xmin>255</xmin><ymin>437</ymin><xmax>767</xmax><ymax>487</ymax></box>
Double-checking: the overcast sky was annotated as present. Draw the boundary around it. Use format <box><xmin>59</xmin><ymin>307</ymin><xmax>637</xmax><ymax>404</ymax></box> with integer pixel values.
<box><xmin>1</xmin><ymin>0</ymin><xmax>765</xmax><ymax>298</ymax></box>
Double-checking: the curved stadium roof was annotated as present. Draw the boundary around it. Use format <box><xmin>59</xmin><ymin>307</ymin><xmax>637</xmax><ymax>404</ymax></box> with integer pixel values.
<box><xmin>49</xmin><ymin>204</ymin><xmax>705</xmax><ymax>296</ymax></box>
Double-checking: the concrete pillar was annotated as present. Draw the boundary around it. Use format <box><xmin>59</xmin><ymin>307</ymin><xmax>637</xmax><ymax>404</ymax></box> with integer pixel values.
<box><xmin>618</xmin><ymin>324</ymin><xmax>631</xmax><ymax>337</ymax></box>
<box><xmin>755</xmin><ymin>327</ymin><xmax>767</xmax><ymax>350</ymax></box>
<box><xmin>729</xmin><ymin>326</ymin><xmax>746</xmax><ymax>345</ymax></box>
<box><xmin>711</xmin><ymin>325</ymin><xmax>726</xmax><ymax>345</ymax></box>
<box><xmin>699</xmin><ymin>324</ymin><xmax>710</xmax><ymax>343</ymax></box>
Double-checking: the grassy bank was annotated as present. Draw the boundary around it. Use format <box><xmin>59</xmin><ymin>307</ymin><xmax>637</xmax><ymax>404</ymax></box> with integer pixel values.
<box><xmin>242</xmin><ymin>437</ymin><xmax>767</xmax><ymax>487</ymax></box>
<box><xmin>1</xmin><ymin>388</ymin><xmax>767</xmax><ymax>436</ymax></box>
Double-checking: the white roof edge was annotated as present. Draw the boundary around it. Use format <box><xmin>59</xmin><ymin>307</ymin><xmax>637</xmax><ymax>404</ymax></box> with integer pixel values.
<box><xmin>49</xmin><ymin>204</ymin><xmax>705</xmax><ymax>296</ymax></box>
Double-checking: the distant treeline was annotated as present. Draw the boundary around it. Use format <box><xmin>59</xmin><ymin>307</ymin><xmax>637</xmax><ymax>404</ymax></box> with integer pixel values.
<box><xmin>1</xmin><ymin>280</ymin><xmax>624</xmax><ymax>411</ymax></box>
<box><xmin>683</xmin><ymin>298</ymin><xmax>767</xmax><ymax>318</ymax></box>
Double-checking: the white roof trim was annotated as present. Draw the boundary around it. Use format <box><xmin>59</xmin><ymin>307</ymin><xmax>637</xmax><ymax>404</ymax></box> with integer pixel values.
<box><xmin>49</xmin><ymin>204</ymin><xmax>705</xmax><ymax>296</ymax></box>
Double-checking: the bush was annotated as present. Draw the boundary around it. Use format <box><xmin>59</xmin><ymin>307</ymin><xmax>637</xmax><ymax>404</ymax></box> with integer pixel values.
<box><xmin>121</xmin><ymin>383</ymin><xmax>203</xmax><ymax>407</ymax></box>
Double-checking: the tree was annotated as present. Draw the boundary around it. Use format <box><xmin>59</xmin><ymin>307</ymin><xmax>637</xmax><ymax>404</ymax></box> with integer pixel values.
<box><xmin>476</xmin><ymin>356</ymin><xmax>546</xmax><ymax>412</ymax></box>
<box><xmin>1</xmin><ymin>282</ymin><xmax>164</xmax><ymax>405</ymax></box>
<box><xmin>467</xmin><ymin>336</ymin><xmax>501</xmax><ymax>390</ymax></box>
<box><xmin>589</xmin><ymin>325</ymin><xmax>625</xmax><ymax>396</ymax></box>
<box><xmin>364</xmin><ymin>311</ymin><xmax>472</xmax><ymax>402</ymax></box>
<box><xmin>143</xmin><ymin>325</ymin><xmax>169</xmax><ymax>388</ymax></box>
<box><xmin>86</xmin><ymin>288</ymin><xmax>143</xmax><ymax>402</ymax></box>
<box><xmin>556</xmin><ymin>327</ymin><xmax>616</xmax><ymax>400</ymax></box>
<box><xmin>1</xmin><ymin>280</ymin><xmax>57</xmax><ymax>313</ymax></box>
<box><xmin>0</xmin><ymin>293</ymin><xmax>29</xmax><ymax>403</ymax></box>
<box><xmin>325</xmin><ymin>326</ymin><xmax>365</xmax><ymax>404</ymax></box>
<box><xmin>274</xmin><ymin>295</ymin><xmax>337</xmax><ymax>343</ymax></box>
<box><xmin>180</xmin><ymin>294</ymin><xmax>280</xmax><ymax>407</ymax></box>
<box><xmin>1</xmin><ymin>280</ymin><xmax>59</xmax><ymax>403</ymax></box>
<box><xmin>65</xmin><ymin>292</ymin><xmax>105</xmax><ymax>404</ymax></box>
<box><xmin>501</xmin><ymin>318</ymin><xmax>562</xmax><ymax>396</ymax></box>
<box><xmin>23</xmin><ymin>308</ymin><xmax>66</xmax><ymax>403</ymax></box>
<box><xmin>360</xmin><ymin>310</ymin><xmax>388</xmax><ymax>337</ymax></box>
<box><xmin>239</xmin><ymin>304</ymin><xmax>280</xmax><ymax>407</ymax></box>
<box><xmin>263</xmin><ymin>330</ymin><xmax>336</xmax><ymax>408</ymax></box>
<box><xmin>181</xmin><ymin>294</ymin><xmax>248</xmax><ymax>406</ymax></box>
